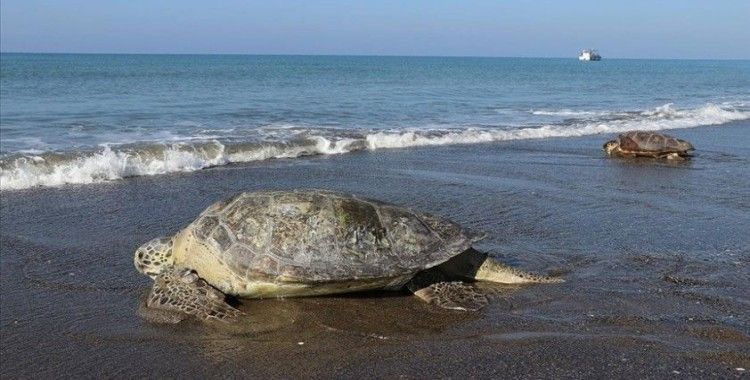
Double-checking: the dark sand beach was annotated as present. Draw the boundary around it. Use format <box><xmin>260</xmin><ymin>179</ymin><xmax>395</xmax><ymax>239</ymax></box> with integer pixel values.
<box><xmin>1</xmin><ymin>124</ymin><xmax>749</xmax><ymax>378</ymax></box>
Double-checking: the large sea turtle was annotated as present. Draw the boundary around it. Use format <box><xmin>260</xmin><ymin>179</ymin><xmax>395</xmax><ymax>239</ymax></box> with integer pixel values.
<box><xmin>603</xmin><ymin>131</ymin><xmax>694</xmax><ymax>160</ymax></box>
<box><xmin>134</xmin><ymin>190</ymin><xmax>562</xmax><ymax>323</ymax></box>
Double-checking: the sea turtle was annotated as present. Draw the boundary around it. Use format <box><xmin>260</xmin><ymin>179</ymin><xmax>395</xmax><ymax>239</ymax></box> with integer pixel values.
<box><xmin>603</xmin><ymin>131</ymin><xmax>694</xmax><ymax>160</ymax></box>
<box><xmin>134</xmin><ymin>190</ymin><xmax>562</xmax><ymax>323</ymax></box>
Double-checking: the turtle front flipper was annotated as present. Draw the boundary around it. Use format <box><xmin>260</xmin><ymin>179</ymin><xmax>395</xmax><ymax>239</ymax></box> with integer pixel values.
<box><xmin>143</xmin><ymin>267</ymin><xmax>242</xmax><ymax>323</ymax></box>
<box><xmin>411</xmin><ymin>281</ymin><xmax>489</xmax><ymax>311</ymax></box>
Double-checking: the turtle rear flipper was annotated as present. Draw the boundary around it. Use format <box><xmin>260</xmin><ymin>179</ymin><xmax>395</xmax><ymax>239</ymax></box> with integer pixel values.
<box><xmin>144</xmin><ymin>267</ymin><xmax>242</xmax><ymax>323</ymax></box>
<box><xmin>437</xmin><ymin>249</ymin><xmax>565</xmax><ymax>284</ymax></box>
<box><xmin>412</xmin><ymin>281</ymin><xmax>489</xmax><ymax>311</ymax></box>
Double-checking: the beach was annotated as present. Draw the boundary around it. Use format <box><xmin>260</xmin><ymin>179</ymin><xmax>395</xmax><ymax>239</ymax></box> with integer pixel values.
<box><xmin>2</xmin><ymin>122</ymin><xmax>748</xmax><ymax>378</ymax></box>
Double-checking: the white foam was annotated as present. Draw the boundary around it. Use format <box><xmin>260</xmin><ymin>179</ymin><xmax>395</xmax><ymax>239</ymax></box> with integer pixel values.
<box><xmin>1</xmin><ymin>103</ymin><xmax>747</xmax><ymax>191</ymax></box>
<box><xmin>0</xmin><ymin>138</ymin><xmax>368</xmax><ymax>190</ymax></box>
<box><xmin>367</xmin><ymin>103</ymin><xmax>748</xmax><ymax>149</ymax></box>
<box><xmin>0</xmin><ymin>144</ymin><xmax>227</xmax><ymax>190</ymax></box>
<box><xmin>530</xmin><ymin>109</ymin><xmax>609</xmax><ymax>117</ymax></box>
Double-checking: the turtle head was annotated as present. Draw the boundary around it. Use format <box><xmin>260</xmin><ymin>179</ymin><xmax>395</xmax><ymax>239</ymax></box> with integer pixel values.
<box><xmin>676</xmin><ymin>138</ymin><xmax>695</xmax><ymax>152</ymax></box>
<box><xmin>602</xmin><ymin>140</ymin><xmax>618</xmax><ymax>154</ymax></box>
<box><xmin>134</xmin><ymin>237</ymin><xmax>175</xmax><ymax>279</ymax></box>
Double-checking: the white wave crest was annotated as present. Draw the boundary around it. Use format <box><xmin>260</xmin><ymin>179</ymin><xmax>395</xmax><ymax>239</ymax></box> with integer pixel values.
<box><xmin>366</xmin><ymin>103</ymin><xmax>748</xmax><ymax>149</ymax></box>
<box><xmin>0</xmin><ymin>137</ymin><xmax>375</xmax><ymax>190</ymax></box>
<box><xmin>0</xmin><ymin>144</ymin><xmax>226</xmax><ymax>190</ymax></box>
<box><xmin>1</xmin><ymin>102</ymin><xmax>747</xmax><ymax>190</ymax></box>
<box><xmin>530</xmin><ymin>109</ymin><xmax>609</xmax><ymax>117</ymax></box>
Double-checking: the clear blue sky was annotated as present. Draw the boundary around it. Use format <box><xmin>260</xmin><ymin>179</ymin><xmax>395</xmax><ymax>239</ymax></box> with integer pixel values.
<box><xmin>1</xmin><ymin>0</ymin><xmax>748</xmax><ymax>59</ymax></box>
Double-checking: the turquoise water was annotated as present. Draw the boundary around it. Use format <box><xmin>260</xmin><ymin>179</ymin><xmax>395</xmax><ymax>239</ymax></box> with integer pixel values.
<box><xmin>1</xmin><ymin>53</ymin><xmax>748</xmax><ymax>189</ymax></box>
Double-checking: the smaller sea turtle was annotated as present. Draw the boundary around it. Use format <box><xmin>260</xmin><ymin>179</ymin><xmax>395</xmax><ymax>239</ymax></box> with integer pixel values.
<box><xmin>134</xmin><ymin>190</ymin><xmax>563</xmax><ymax>323</ymax></box>
<box><xmin>603</xmin><ymin>131</ymin><xmax>694</xmax><ymax>160</ymax></box>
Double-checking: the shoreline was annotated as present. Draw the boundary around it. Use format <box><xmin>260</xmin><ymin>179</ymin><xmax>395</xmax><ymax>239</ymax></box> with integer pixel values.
<box><xmin>2</xmin><ymin>110</ymin><xmax>749</xmax><ymax>191</ymax></box>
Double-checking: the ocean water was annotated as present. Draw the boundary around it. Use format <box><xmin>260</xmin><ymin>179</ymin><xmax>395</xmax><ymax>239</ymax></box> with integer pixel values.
<box><xmin>2</xmin><ymin>53</ymin><xmax>750</xmax><ymax>377</ymax></box>
<box><xmin>1</xmin><ymin>53</ymin><xmax>749</xmax><ymax>190</ymax></box>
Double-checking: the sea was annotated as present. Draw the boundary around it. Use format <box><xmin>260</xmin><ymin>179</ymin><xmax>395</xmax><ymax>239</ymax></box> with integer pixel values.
<box><xmin>1</xmin><ymin>54</ymin><xmax>750</xmax><ymax>377</ymax></box>
<box><xmin>1</xmin><ymin>53</ymin><xmax>748</xmax><ymax>190</ymax></box>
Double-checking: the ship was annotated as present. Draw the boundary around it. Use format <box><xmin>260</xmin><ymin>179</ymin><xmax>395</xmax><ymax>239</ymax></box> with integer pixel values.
<box><xmin>578</xmin><ymin>49</ymin><xmax>601</xmax><ymax>61</ymax></box>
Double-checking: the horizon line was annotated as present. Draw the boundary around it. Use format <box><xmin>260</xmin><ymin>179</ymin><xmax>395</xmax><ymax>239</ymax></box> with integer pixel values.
<box><xmin>2</xmin><ymin>51</ymin><xmax>749</xmax><ymax>61</ymax></box>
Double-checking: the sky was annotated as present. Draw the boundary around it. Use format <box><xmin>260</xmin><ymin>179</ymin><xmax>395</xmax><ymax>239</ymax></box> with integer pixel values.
<box><xmin>1</xmin><ymin>0</ymin><xmax>749</xmax><ymax>59</ymax></box>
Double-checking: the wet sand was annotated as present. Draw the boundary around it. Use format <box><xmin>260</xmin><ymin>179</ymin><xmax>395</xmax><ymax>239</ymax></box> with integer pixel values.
<box><xmin>1</xmin><ymin>124</ymin><xmax>749</xmax><ymax>378</ymax></box>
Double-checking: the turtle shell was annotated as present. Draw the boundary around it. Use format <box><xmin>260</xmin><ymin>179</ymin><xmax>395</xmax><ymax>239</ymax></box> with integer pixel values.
<box><xmin>617</xmin><ymin>131</ymin><xmax>694</xmax><ymax>153</ymax></box>
<box><xmin>186</xmin><ymin>190</ymin><xmax>472</xmax><ymax>283</ymax></box>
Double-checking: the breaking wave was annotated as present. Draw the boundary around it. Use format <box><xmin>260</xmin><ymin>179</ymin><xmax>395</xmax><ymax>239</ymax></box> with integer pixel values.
<box><xmin>1</xmin><ymin>102</ymin><xmax>748</xmax><ymax>190</ymax></box>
